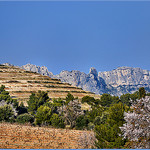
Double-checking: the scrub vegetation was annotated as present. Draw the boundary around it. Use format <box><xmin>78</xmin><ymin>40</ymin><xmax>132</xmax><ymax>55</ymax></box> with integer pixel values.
<box><xmin>0</xmin><ymin>85</ymin><xmax>149</xmax><ymax>149</ymax></box>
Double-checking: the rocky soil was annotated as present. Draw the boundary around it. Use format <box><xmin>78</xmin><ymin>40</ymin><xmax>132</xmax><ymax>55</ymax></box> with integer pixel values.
<box><xmin>0</xmin><ymin>123</ymin><xmax>95</xmax><ymax>149</ymax></box>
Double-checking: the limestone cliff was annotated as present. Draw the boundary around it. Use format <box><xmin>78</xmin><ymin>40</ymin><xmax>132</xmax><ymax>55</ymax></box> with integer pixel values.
<box><xmin>21</xmin><ymin>64</ymin><xmax>53</xmax><ymax>77</ymax></box>
<box><xmin>55</xmin><ymin>68</ymin><xmax>108</xmax><ymax>95</ymax></box>
<box><xmin>98</xmin><ymin>67</ymin><xmax>150</xmax><ymax>95</ymax></box>
<box><xmin>21</xmin><ymin>64</ymin><xmax>150</xmax><ymax>96</ymax></box>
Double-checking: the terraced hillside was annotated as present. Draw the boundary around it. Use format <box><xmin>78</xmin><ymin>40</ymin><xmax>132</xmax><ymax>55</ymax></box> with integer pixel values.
<box><xmin>0</xmin><ymin>65</ymin><xmax>100</xmax><ymax>103</ymax></box>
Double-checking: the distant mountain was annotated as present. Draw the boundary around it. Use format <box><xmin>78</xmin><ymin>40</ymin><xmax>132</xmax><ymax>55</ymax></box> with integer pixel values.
<box><xmin>16</xmin><ymin>64</ymin><xmax>150</xmax><ymax>96</ymax></box>
<box><xmin>99</xmin><ymin>67</ymin><xmax>150</xmax><ymax>96</ymax></box>
<box><xmin>21</xmin><ymin>64</ymin><xmax>53</xmax><ymax>77</ymax></box>
<box><xmin>2</xmin><ymin>63</ymin><xmax>14</xmax><ymax>67</ymax></box>
<box><xmin>21</xmin><ymin>64</ymin><xmax>109</xmax><ymax>95</ymax></box>
<box><xmin>55</xmin><ymin>67</ymin><xmax>109</xmax><ymax>95</ymax></box>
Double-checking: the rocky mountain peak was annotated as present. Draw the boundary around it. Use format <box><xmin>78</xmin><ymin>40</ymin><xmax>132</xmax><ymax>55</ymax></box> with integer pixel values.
<box><xmin>89</xmin><ymin>67</ymin><xmax>98</xmax><ymax>76</ymax></box>
<box><xmin>2</xmin><ymin>63</ymin><xmax>14</xmax><ymax>66</ymax></box>
<box><xmin>10</xmin><ymin>63</ymin><xmax>150</xmax><ymax>96</ymax></box>
<box><xmin>116</xmin><ymin>66</ymin><xmax>131</xmax><ymax>70</ymax></box>
<box><xmin>21</xmin><ymin>64</ymin><xmax>53</xmax><ymax>77</ymax></box>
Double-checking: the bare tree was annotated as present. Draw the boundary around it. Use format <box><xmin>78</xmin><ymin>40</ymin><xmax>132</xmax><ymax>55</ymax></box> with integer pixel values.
<box><xmin>59</xmin><ymin>99</ymin><xmax>84</xmax><ymax>129</ymax></box>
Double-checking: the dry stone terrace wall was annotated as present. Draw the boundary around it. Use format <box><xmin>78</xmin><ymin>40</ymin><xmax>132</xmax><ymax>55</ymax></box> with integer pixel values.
<box><xmin>0</xmin><ymin>65</ymin><xmax>100</xmax><ymax>103</ymax></box>
<box><xmin>0</xmin><ymin>123</ymin><xmax>95</xmax><ymax>149</ymax></box>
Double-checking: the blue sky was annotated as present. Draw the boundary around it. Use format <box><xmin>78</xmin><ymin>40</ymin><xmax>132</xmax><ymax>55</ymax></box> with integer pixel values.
<box><xmin>0</xmin><ymin>1</ymin><xmax>150</xmax><ymax>74</ymax></box>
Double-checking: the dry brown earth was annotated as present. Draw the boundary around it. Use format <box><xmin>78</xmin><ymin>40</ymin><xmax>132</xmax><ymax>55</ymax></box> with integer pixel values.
<box><xmin>0</xmin><ymin>123</ymin><xmax>95</xmax><ymax>149</ymax></box>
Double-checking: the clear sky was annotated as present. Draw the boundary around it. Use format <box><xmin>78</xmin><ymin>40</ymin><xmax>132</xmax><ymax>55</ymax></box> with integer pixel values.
<box><xmin>0</xmin><ymin>1</ymin><xmax>150</xmax><ymax>75</ymax></box>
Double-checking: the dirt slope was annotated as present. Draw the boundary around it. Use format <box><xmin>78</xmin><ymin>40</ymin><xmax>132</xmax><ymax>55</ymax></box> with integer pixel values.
<box><xmin>0</xmin><ymin>123</ymin><xmax>95</xmax><ymax>149</ymax></box>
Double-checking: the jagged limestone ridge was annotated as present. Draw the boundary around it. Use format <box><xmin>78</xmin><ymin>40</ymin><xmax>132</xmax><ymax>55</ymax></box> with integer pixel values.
<box><xmin>21</xmin><ymin>63</ymin><xmax>53</xmax><ymax>77</ymax></box>
<box><xmin>2</xmin><ymin>63</ymin><xmax>150</xmax><ymax>96</ymax></box>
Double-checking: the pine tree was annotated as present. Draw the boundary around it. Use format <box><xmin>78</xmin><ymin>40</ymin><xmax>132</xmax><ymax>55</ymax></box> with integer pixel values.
<box><xmin>138</xmin><ymin>87</ymin><xmax>146</xmax><ymax>99</ymax></box>
<box><xmin>95</xmin><ymin>102</ymin><xmax>127</xmax><ymax>148</ymax></box>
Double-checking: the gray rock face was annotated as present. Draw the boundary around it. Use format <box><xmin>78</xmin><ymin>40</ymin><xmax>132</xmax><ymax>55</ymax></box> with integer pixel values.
<box><xmin>98</xmin><ymin>67</ymin><xmax>150</xmax><ymax>95</ymax></box>
<box><xmin>20</xmin><ymin>64</ymin><xmax>150</xmax><ymax>96</ymax></box>
<box><xmin>21</xmin><ymin>64</ymin><xmax>53</xmax><ymax>77</ymax></box>
<box><xmin>55</xmin><ymin>68</ymin><xmax>107</xmax><ymax>94</ymax></box>
<box><xmin>2</xmin><ymin>63</ymin><xmax>14</xmax><ymax>66</ymax></box>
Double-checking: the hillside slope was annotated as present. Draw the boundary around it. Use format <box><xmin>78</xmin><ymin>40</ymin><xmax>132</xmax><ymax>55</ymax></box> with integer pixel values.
<box><xmin>0</xmin><ymin>64</ymin><xmax>100</xmax><ymax>103</ymax></box>
<box><xmin>0</xmin><ymin>123</ymin><xmax>95</xmax><ymax>149</ymax></box>
<box><xmin>22</xmin><ymin>64</ymin><xmax>150</xmax><ymax>96</ymax></box>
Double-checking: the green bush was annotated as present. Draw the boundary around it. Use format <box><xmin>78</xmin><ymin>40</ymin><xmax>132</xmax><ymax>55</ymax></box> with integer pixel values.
<box><xmin>50</xmin><ymin>113</ymin><xmax>60</xmax><ymax>126</ymax></box>
<box><xmin>17</xmin><ymin>102</ymin><xmax>28</xmax><ymax>115</ymax></box>
<box><xmin>50</xmin><ymin>113</ymin><xmax>65</xmax><ymax>128</ymax></box>
<box><xmin>27</xmin><ymin>91</ymin><xmax>50</xmax><ymax>115</ymax></box>
<box><xmin>100</xmin><ymin>93</ymin><xmax>113</xmax><ymax>107</ymax></box>
<box><xmin>65</xmin><ymin>92</ymin><xmax>74</xmax><ymax>104</ymax></box>
<box><xmin>94</xmin><ymin>102</ymin><xmax>127</xmax><ymax>149</ymax></box>
<box><xmin>139</xmin><ymin>87</ymin><xmax>146</xmax><ymax>99</ymax></box>
<box><xmin>16</xmin><ymin>113</ymin><xmax>34</xmax><ymax>124</ymax></box>
<box><xmin>88</xmin><ymin>122</ymin><xmax>95</xmax><ymax>130</ymax></box>
<box><xmin>0</xmin><ymin>105</ymin><xmax>14</xmax><ymax>122</ymax></box>
<box><xmin>35</xmin><ymin>105</ymin><xmax>51</xmax><ymax>126</ymax></box>
<box><xmin>75</xmin><ymin>115</ymin><xmax>89</xmax><ymax>130</ymax></box>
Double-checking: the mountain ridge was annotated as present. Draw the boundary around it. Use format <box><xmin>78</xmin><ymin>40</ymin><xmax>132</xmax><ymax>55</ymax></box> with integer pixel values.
<box><xmin>0</xmin><ymin>64</ymin><xmax>100</xmax><ymax>104</ymax></box>
<box><xmin>4</xmin><ymin>63</ymin><xmax>150</xmax><ymax>96</ymax></box>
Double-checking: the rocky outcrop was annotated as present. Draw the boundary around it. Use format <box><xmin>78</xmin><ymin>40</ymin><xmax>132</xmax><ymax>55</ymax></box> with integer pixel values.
<box><xmin>98</xmin><ymin>67</ymin><xmax>150</xmax><ymax>95</ymax></box>
<box><xmin>20</xmin><ymin>64</ymin><xmax>150</xmax><ymax>96</ymax></box>
<box><xmin>55</xmin><ymin>67</ymin><xmax>108</xmax><ymax>95</ymax></box>
<box><xmin>21</xmin><ymin>64</ymin><xmax>53</xmax><ymax>77</ymax></box>
<box><xmin>2</xmin><ymin>63</ymin><xmax>14</xmax><ymax>67</ymax></box>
